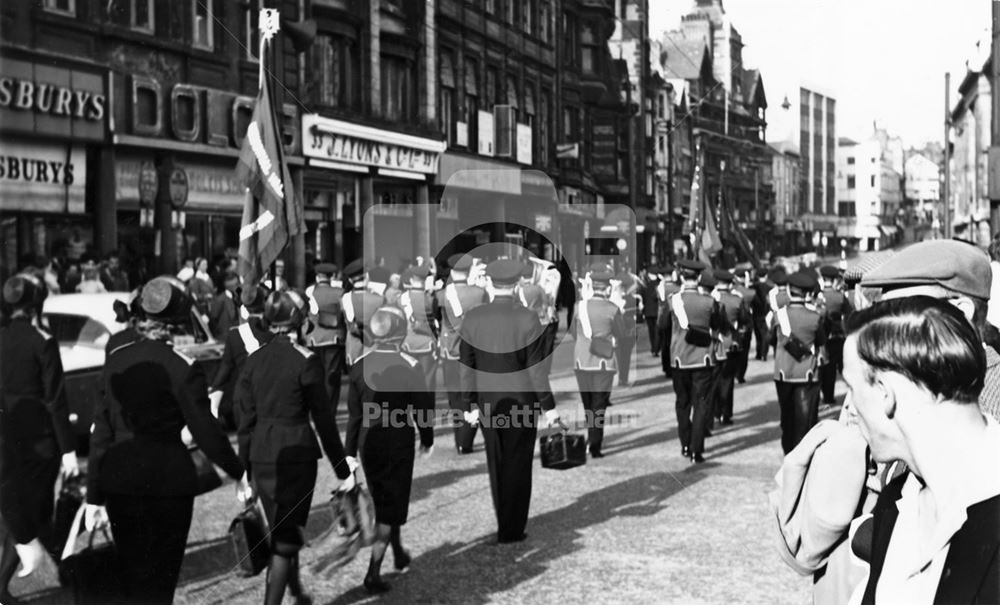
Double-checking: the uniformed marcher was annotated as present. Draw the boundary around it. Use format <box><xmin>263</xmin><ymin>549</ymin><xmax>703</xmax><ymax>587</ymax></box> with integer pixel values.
<box><xmin>641</xmin><ymin>267</ymin><xmax>662</xmax><ymax>355</ymax></box>
<box><xmin>665</xmin><ymin>260</ymin><xmax>725</xmax><ymax>463</ymax></box>
<box><xmin>817</xmin><ymin>265</ymin><xmax>850</xmax><ymax>405</ymax></box>
<box><xmin>209</xmin><ymin>284</ymin><xmax>273</xmax><ymax>428</ymax></box>
<box><xmin>305</xmin><ymin>263</ymin><xmax>348</xmax><ymax>409</ymax></box>
<box><xmin>395</xmin><ymin>263</ymin><xmax>439</xmax><ymax>395</ymax></box>
<box><xmin>657</xmin><ymin>265</ymin><xmax>681</xmax><ymax>377</ymax></box>
<box><xmin>770</xmin><ymin>269</ymin><xmax>827</xmax><ymax>454</ymax></box>
<box><xmin>0</xmin><ymin>274</ymin><xmax>79</xmax><ymax>600</ymax></box>
<box><xmin>343</xmin><ymin>261</ymin><xmax>389</xmax><ymax>366</ymax></box>
<box><xmin>522</xmin><ymin>257</ymin><xmax>561</xmax><ymax>377</ymax></box>
<box><xmin>458</xmin><ymin>259</ymin><xmax>560</xmax><ymax>542</ymax></box>
<box><xmin>235</xmin><ymin>289</ymin><xmax>354</xmax><ymax>605</ymax></box>
<box><xmin>344</xmin><ymin>306</ymin><xmax>434</xmax><ymax>594</ymax></box>
<box><xmin>436</xmin><ymin>254</ymin><xmax>489</xmax><ymax>453</ymax></box>
<box><xmin>85</xmin><ymin>276</ymin><xmax>248</xmax><ymax>605</ymax></box>
<box><xmin>573</xmin><ymin>264</ymin><xmax>627</xmax><ymax>458</ymax></box>
<box><xmin>710</xmin><ymin>269</ymin><xmax>750</xmax><ymax>427</ymax></box>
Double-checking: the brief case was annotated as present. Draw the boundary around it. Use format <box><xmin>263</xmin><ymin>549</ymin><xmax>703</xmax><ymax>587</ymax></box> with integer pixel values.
<box><xmin>539</xmin><ymin>430</ymin><xmax>587</xmax><ymax>470</ymax></box>
<box><xmin>229</xmin><ymin>501</ymin><xmax>270</xmax><ymax>577</ymax></box>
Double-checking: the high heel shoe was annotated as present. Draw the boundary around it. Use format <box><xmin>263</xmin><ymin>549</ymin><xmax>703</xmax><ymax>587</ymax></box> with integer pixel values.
<box><xmin>363</xmin><ymin>572</ymin><xmax>391</xmax><ymax>594</ymax></box>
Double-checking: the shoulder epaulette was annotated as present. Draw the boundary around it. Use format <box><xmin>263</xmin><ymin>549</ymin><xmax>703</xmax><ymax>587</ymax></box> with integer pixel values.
<box><xmin>292</xmin><ymin>342</ymin><xmax>314</xmax><ymax>358</ymax></box>
<box><xmin>400</xmin><ymin>351</ymin><xmax>419</xmax><ymax>367</ymax></box>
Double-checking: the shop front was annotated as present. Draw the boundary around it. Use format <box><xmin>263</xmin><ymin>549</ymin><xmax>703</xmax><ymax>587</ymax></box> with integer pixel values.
<box><xmin>302</xmin><ymin>114</ymin><xmax>445</xmax><ymax>271</ymax></box>
<box><xmin>0</xmin><ymin>54</ymin><xmax>108</xmax><ymax>278</ymax></box>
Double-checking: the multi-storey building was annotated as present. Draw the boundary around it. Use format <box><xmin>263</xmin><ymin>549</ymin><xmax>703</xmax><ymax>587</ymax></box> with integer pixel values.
<box><xmin>950</xmin><ymin>57</ymin><xmax>993</xmax><ymax>246</ymax></box>
<box><xmin>836</xmin><ymin>134</ymin><xmax>902</xmax><ymax>252</ymax></box>
<box><xmin>769</xmin><ymin>141</ymin><xmax>801</xmax><ymax>256</ymax></box>
<box><xmin>903</xmin><ymin>151</ymin><xmax>940</xmax><ymax>241</ymax></box>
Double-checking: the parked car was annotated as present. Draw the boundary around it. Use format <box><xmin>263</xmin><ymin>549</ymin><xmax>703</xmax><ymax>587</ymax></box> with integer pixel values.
<box><xmin>41</xmin><ymin>293</ymin><xmax>224</xmax><ymax>454</ymax></box>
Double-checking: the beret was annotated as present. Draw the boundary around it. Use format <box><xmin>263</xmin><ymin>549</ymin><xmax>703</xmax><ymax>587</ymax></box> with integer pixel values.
<box><xmin>485</xmin><ymin>259</ymin><xmax>523</xmax><ymax>285</ymax></box>
<box><xmin>2</xmin><ymin>273</ymin><xmax>44</xmax><ymax>308</ymax></box>
<box><xmin>699</xmin><ymin>270</ymin><xmax>717</xmax><ymax>288</ymax></box>
<box><xmin>713</xmin><ymin>269</ymin><xmax>734</xmax><ymax>283</ymax></box>
<box><xmin>770</xmin><ymin>267</ymin><xmax>788</xmax><ymax>286</ymax></box>
<box><xmin>756</xmin><ymin>267</ymin><xmax>769</xmax><ymax>278</ymax></box>
<box><xmin>860</xmin><ymin>240</ymin><xmax>991</xmax><ymax>299</ymax></box>
<box><xmin>367</xmin><ymin>267</ymin><xmax>392</xmax><ymax>285</ymax></box>
<box><xmin>315</xmin><ymin>262</ymin><xmax>337</xmax><ymax>276</ymax></box>
<box><xmin>787</xmin><ymin>269</ymin><xmax>818</xmax><ymax>292</ymax></box>
<box><xmin>241</xmin><ymin>283</ymin><xmax>269</xmax><ymax>312</ymax></box>
<box><xmin>819</xmin><ymin>265</ymin><xmax>841</xmax><ymax>279</ymax></box>
<box><xmin>343</xmin><ymin>259</ymin><xmax>364</xmax><ymax>280</ymax></box>
<box><xmin>677</xmin><ymin>259</ymin><xmax>706</xmax><ymax>274</ymax></box>
<box><xmin>448</xmin><ymin>253</ymin><xmax>473</xmax><ymax>271</ymax></box>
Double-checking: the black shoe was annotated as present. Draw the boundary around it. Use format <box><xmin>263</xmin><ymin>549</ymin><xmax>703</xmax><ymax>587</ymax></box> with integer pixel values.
<box><xmin>721</xmin><ymin>418</ymin><xmax>733</xmax><ymax>426</ymax></box>
<box><xmin>590</xmin><ymin>448</ymin><xmax>604</xmax><ymax>458</ymax></box>
<box><xmin>293</xmin><ymin>593</ymin><xmax>314</xmax><ymax>605</ymax></box>
<box><xmin>822</xmin><ymin>399</ymin><xmax>836</xmax><ymax>406</ymax></box>
<box><xmin>691</xmin><ymin>453</ymin><xmax>706</xmax><ymax>463</ymax></box>
<box><xmin>456</xmin><ymin>446</ymin><xmax>473</xmax><ymax>455</ymax></box>
<box><xmin>364</xmin><ymin>574</ymin><xmax>391</xmax><ymax>594</ymax></box>
<box><xmin>737</xmin><ymin>377</ymin><xmax>746</xmax><ymax>384</ymax></box>
<box><xmin>703</xmin><ymin>428</ymin><xmax>713</xmax><ymax>437</ymax></box>
<box><xmin>498</xmin><ymin>533</ymin><xmax>528</xmax><ymax>544</ymax></box>
<box><xmin>681</xmin><ymin>446</ymin><xmax>690</xmax><ymax>458</ymax></box>
<box><xmin>394</xmin><ymin>550</ymin><xmax>412</xmax><ymax>572</ymax></box>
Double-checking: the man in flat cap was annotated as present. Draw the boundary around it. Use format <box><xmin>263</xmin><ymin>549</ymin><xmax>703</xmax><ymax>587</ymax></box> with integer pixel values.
<box><xmin>458</xmin><ymin>259</ymin><xmax>560</xmax><ymax>542</ymax></box>
<box><xmin>304</xmin><ymin>263</ymin><xmax>348</xmax><ymax>409</ymax></box>
<box><xmin>817</xmin><ymin>265</ymin><xmax>851</xmax><ymax>406</ymax></box>
<box><xmin>343</xmin><ymin>263</ymin><xmax>389</xmax><ymax>367</ymax></box>
<box><xmin>665</xmin><ymin>260</ymin><xmax>725</xmax><ymax>463</ymax></box>
<box><xmin>573</xmin><ymin>264</ymin><xmax>627</xmax><ymax>458</ymax></box>
<box><xmin>770</xmin><ymin>269</ymin><xmax>827</xmax><ymax>454</ymax></box>
<box><xmin>397</xmin><ymin>264</ymin><xmax>439</xmax><ymax>395</ymax></box>
<box><xmin>436</xmin><ymin>253</ymin><xmax>489</xmax><ymax>453</ymax></box>
<box><xmin>710</xmin><ymin>269</ymin><xmax>750</xmax><ymax>427</ymax></box>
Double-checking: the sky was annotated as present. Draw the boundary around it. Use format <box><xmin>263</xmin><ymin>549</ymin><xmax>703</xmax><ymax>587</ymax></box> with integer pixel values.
<box><xmin>649</xmin><ymin>0</ymin><xmax>992</xmax><ymax>148</ymax></box>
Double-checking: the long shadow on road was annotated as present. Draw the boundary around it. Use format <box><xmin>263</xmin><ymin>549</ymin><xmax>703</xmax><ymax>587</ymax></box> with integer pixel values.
<box><xmin>323</xmin><ymin>470</ymin><xmax>709</xmax><ymax>605</ymax></box>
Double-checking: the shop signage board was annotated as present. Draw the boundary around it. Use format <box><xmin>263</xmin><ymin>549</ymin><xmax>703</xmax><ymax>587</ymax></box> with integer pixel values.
<box><xmin>0</xmin><ymin>140</ymin><xmax>86</xmax><ymax>213</ymax></box>
<box><xmin>138</xmin><ymin>161</ymin><xmax>157</xmax><ymax>205</ymax></box>
<box><xmin>0</xmin><ymin>58</ymin><xmax>107</xmax><ymax>141</ymax></box>
<box><xmin>116</xmin><ymin>158</ymin><xmax>245</xmax><ymax>211</ymax></box>
<box><xmin>303</xmin><ymin>114</ymin><xmax>445</xmax><ymax>175</ymax></box>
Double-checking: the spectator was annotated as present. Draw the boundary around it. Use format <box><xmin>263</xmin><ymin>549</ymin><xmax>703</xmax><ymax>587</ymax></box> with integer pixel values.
<box><xmin>76</xmin><ymin>257</ymin><xmax>107</xmax><ymax>294</ymax></box>
<box><xmin>842</xmin><ymin>296</ymin><xmax>998</xmax><ymax>604</ymax></box>
<box><xmin>208</xmin><ymin>272</ymin><xmax>240</xmax><ymax>339</ymax></box>
<box><xmin>176</xmin><ymin>258</ymin><xmax>195</xmax><ymax>283</ymax></box>
<box><xmin>99</xmin><ymin>251</ymin><xmax>129</xmax><ymax>292</ymax></box>
<box><xmin>187</xmin><ymin>257</ymin><xmax>215</xmax><ymax>316</ymax></box>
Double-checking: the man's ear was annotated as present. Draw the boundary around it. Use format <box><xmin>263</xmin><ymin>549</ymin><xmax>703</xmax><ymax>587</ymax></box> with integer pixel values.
<box><xmin>949</xmin><ymin>296</ymin><xmax>975</xmax><ymax>324</ymax></box>
<box><xmin>872</xmin><ymin>372</ymin><xmax>896</xmax><ymax>419</ymax></box>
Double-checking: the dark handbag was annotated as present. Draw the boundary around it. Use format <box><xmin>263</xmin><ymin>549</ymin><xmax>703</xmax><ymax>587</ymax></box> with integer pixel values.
<box><xmin>684</xmin><ymin>325</ymin><xmax>713</xmax><ymax>348</ymax></box>
<box><xmin>308</xmin><ymin>484</ymin><xmax>376</xmax><ymax>578</ymax></box>
<box><xmin>190</xmin><ymin>445</ymin><xmax>223</xmax><ymax>495</ymax></box>
<box><xmin>784</xmin><ymin>334</ymin><xmax>812</xmax><ymax>362</ymax></box>
<box><xmin>228</xmin><ymin>501</ymin><xmax>270</xmax><ymax>577</ymax></box>
<box><xmin>59</xmin><ymin>506</ymin><xmax>121</xmax><ymax>605</ymax></box>
<box><xmin>53</xmin><ymin>474</ymin><xmax>86</xmax><ymax>572</ymax></box>
<box><xmin>539</xmin><ymin>430</ymin><xmax>587</xmax><ymax>470</ymax></box>
<box><xmin>589</xmin><ymin>335</ymin><xmax>615</xmax><ymax>359</ymax></box>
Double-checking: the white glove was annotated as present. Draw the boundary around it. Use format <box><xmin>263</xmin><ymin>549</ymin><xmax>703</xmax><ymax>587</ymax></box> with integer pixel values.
<box><xmin>235</xmin><ymin>472</ymin><xmax>255</xmax><ymax>505</ymax></box>
<box><xmin>580</xmin><ymin>277</ymin><xmax>594</xmax><ymax>301</ymax></box>
<box><xmin>464</xmin><ymin>409</ymin><xmax>480</xmax><ymax>426</ymax></box>
<box><xmin>61</xmin><ymin>452</ymin><xmax>80</xmax><ymax>478</ymax></box>
<box><xmin>337</xmin><ymin>472</ymin><xmax>357</xmax><ymax>492</ymax></box>
<box><xmin>180</xmin><ymin>426</ymin><xmax>194</xmax><ymax>446</ymax></box>
<box><xmin>419</xmin><ymin>444</ymin><xmax>434</xmax><ymax>458</ymax></box>
<box><xmin>344</xmin><ymin>456</ymin><xmax>360</xmax><ymax>473</ymax></box>
<box><xmin>84</xmin><ymin>504</ymin><xmax>109</xmax><ymax>533</ymax></box>
<box><xmin>543</xmin><ymin>409</ymin><xmax>564</xmax><ymax>430</ymax></box>
<box><xmin>209</xmin><ymin>390</ymin><xmax>223</xmax><ymax>418</ymax></box>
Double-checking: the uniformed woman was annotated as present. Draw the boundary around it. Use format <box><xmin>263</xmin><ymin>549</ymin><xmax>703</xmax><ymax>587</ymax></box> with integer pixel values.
<box><xmin>0</xmin><ymin>274</ymin><xmax>79</xmax><ymax>604</ymax></box>
<box><xmin>235</xmin><ymin>289</ymin><xmax>354</xmax><ymax>605</ymax></box>
<box><xmin>84</xmin><ymin>275</ymin><xmax>248</xmax><ymax>604</ymax></box>
<box><xmin>345</xmin><ymin>306</ymin><xmax>435</xmax><ymax>593</ymax></box>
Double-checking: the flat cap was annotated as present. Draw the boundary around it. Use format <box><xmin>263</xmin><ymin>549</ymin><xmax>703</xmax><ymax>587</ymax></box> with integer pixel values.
<box><xmin>367</xmin><ymin>267</ymin><xmax>391</xmax><ymax>285</ymax></box>
<box><xmin>860</xmin><ymin>240</ymin><xmax>991</xmax><ymax>300</ymax></box>
<box><xmin>241</xmin><ymin>283</ymin><xmax>269</xmax><ymax>312</ymax></box>
<box><xmin>819</xmin><ymin>265</ymin><xmax>841</xmax><ymax>279</ymax></box>
<box><xmin>677</xmin><ymin>259</ymin><xmax>707</xmax><ymax>275</ymax></box>
<box><xmin>448</xmin><ymin>253</ymin><xmax>473</xmax><ymax>272</ymax></box>
<box><xmin>343</xmin><ymin>259</ymin><xmax>365</xmax><ymax>280</ymax></box>
<box><xmin>713</xmin><ymin>269</ymin><xmax>735</xmax><ymax>283</ymax></box>
<box><xmin>787</xmin><ymin>269</ymin><xmax>818</xmax><ymax>292</ymax></box>
<box><xmin>485</xmin><ymin>259</ymin><xmax>523</xmax><ymax>286</ymax></box>
<box><xmin>315</xmin><ymin>262</ymin><xmax>337</xmax><ymax>276</ymax></box>
<box><xmin>699</xmin><ymin>270</ymin><xmax>717</xmax><ymax>288</ymax></box>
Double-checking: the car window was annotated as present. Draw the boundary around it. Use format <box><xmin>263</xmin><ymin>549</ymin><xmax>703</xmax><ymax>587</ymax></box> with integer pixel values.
<box><xmin>43</xmin><ymin>313</ymin><xmax>111</xmax><ymax>349</ymax></box>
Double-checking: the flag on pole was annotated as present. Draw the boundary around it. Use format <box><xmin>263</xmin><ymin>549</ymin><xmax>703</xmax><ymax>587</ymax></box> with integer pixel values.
<box><xmin>235</xmin><ymin>15</ymin><xmax>303</xmax><ymax>286</ymax></box>
<box><xmin>700</xmin><ymin>200</ymin><xmax>723</xmax><ymax>262</ymax></box>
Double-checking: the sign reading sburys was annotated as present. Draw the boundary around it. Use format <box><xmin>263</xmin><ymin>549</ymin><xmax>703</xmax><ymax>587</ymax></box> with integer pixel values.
<box><xmin>303</xmin><ymin>114</ymin><xmax>446</xmax><ymax>175</ymax></box>
<box><xmin>0</xmin><ymin>58</ymin><xmax>107</xmax><ymax>141</ymax></box>
<box><xmin>0</xmin><ymin>140</ymin><xmax>86</xmax><ymax>214</ymax></box>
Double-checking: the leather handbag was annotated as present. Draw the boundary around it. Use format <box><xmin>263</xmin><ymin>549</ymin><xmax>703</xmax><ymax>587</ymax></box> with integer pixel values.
<box><xmin>539</xmin><ymin>430</ymin><xmax>587</xmax><ymax>470</ymax></box>
<box><xmin>189</xmin><ymin>445</ymin><xmax>223</xmax><ymax>495</ymax></box>
<box><xmin>59</xmin><ymin>505</ymin><xmax>121</xmax><ymax>605</ymax></box>
<box><xmin>589</xmin><ymin>335</ymin><xmax>615</xmax><ymax>359</ymax></box>
<box><xmin>784</xmin><ymin>334</ymin><xmax>812</xmax><ymax>362</ymax></box>
<box><xmin>684</xmin><ymin>325</ymin><xmax>713</xmax><ymax>348</ymax></box>
<box><xmin>308</xmin><ymin>484</ymin><xmax>377</xmax><ymax>578</ymax></box>
<box><xmin>228</xmin><ymin>500</ymin><xmax>270</xmax><ymax>577</ymax></box>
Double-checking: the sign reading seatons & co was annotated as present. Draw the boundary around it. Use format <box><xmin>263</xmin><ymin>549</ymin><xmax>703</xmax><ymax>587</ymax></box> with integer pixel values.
<box><xmin>302</xmin><ymin>114</ymin><xmax>446</xmax><ymax>175</ymax></box>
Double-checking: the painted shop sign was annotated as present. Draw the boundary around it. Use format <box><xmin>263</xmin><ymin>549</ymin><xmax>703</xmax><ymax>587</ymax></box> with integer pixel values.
<box><xmin>0</xmin><ymin>140</ymin><xmax>86</xmax><ymax>214</ymax></box>
<box><xmin>0</xmin><ymin>58</ymin><xmax>107</xmax><ymax>141</ymax></box>
<box><xmin>303</xmin><ymin>114</ymin><xmax>446</xmax><ymax>175</ymax></box>
<box><xmin>116</xmin><ymin>158</ymin><xmax>245</xmax><ymax>210</ymax></box>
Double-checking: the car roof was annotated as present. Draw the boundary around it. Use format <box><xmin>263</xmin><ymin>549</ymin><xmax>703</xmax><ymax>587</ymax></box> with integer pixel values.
<box><xmin>42</xmin><ymin>292</ymin><xmax>134</xmax><ymax>333</ymax></box>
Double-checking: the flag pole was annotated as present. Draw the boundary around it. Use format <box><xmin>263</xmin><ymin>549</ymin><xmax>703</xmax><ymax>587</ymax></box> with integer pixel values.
<box><xmin>260</xmin><ymin>8</ymin><xmax>279</xmax><ymax>287</ymax></box>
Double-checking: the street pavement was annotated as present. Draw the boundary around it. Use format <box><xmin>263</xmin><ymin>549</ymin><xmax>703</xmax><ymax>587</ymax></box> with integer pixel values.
<box><xmin>11</xmin><ymin>319</ymin><xmax>839</xmax><ymax>604</ymax></box>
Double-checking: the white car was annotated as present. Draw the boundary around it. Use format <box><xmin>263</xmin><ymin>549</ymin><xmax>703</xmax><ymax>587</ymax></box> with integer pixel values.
<box><xmin>41</xmin><ymin>293</ymin><xmax>224</xmax><ymax>453</ymax></box>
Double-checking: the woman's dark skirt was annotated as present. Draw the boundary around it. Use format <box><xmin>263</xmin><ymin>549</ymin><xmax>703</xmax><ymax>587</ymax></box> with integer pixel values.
<box><xmin>0</xmin><ymin>452</ymin><xmax>60</xmax><ymax>544</ymax></box>
<box><xmin>361</xmin><ymin>430</ymin><xmax>416</xmax><ymax>526</ymax></box>
<box><xmin>252</xmin><ymin>460</ymin><xmax>318</xmax><ymax>552</ymax></box>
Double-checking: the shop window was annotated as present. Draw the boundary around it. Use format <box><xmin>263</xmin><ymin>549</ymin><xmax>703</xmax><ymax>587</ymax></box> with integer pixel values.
<box><xmin>464</xmin><ymin>57</ymin><xmax>479</xmax><ymax>150</ymax></box>
<box><xmin>381</xmin><ymin>54</ymin><xmax>415</xmax><ymax>122</ymax></box>
<box><xmin>485</xmin><ymin>67</ymin><xmax>499</xmax><ymax>109</ymax></box>
<box><xmin>131</xmin><ymin>0</ymin><xmax>154</xmax><ymax>32</ymax></box>
<box><xmin>192</xmin><ymin>0</ymin><xmax>213</xmax><ymax>49</ymax></box>
<box><xmin>441</xmin><ymin>53</ymin><xmax>456</xmax><ymax>144</ymax></box>
<box><xmin>581</xmin><ymin>23</ymin><xmax>598</xmax><ymax>74</ymax></box>
<box><xmin>312</xmin><ymin>33</ymin><xmax>358</xmax><ymax>109</ymax></box>
<box><xmin>43</xmin><ymin>0</ymin><xmax>75</xmax><ymax>16</ymax></box>
<box><xmin>244</xmin><ymin>0</ymin><xmax>261</xmax><ymax>60</ymax></box>
<box><xmin>562</xmin><ymin>13</ymin><xmax>577</xmax><ymax>67</ymax></box>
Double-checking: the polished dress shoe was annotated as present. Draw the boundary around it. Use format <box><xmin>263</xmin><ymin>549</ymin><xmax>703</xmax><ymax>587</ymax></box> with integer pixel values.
<box><xmin>364</xmin><ymin>573</ymin><xmax>391</xmax><ymax>594</ymax></box>
<box><xmin>590</xmin><ymin>448</ymin><xmax>605</xmax><ymax>458</ymax></box>
<box><xmin>681</xmin><ymin>446</ymin><xmax>690</xmax><ymax>458</ymax></box>
<box><xmin>691</xmin><ymin>453</ymin><xmax>706</xmax><ymax>463</ymax></box>
<box><xmin>498</xmin><ymin>533</ymin><xmax>528</xmax><ymax>544</ymax></box>
<box><xmin>394</xmin><ymin>550</ymin><xmax>412</xmax><ymax>572</ymax></box>
<box><xmin>721</xmin><ymin>418</ymin><xmax>733</xmax><ymax>426</ymax></box>
<box><xmin>703</xmin><ymin>428</ymin><xmax>712</xmax><ymax>437</ymax></box>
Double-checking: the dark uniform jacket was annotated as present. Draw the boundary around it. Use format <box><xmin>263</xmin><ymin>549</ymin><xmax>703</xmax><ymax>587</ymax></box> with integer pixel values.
<box><xmin>209</xmin><ymin>290</ymin><xmax>239</xmax><ymax>339</ymax></box>
<box><xmin>770</xmin><ymin>303</ymin><xmax>826</xmax><ymax>382</ymax></box>
<box><xmin>235</xmin><ymin>337</ymin><xmax>350</xmax><ymax>479</ymax></box>
<box><xmin>713</xmin><ymin>289</ymin><xmax>748</xmax><ymax>361</ymax></box>
<box><xmin>818</xmin><ymin>287</ymin><xmax>850</xmax><ymax>339</ymax></box>
<box><xmin>0</xmin><ymin>319</ymin><xmax>75</xmax><ymax>459</ymax></box>
<box><xmin>435</xmin><ymin>281</ymin><xmax>488</xmax><ymax>361</ymax></box>
<box><xmin>458</xmin><ymin>296</ymin><xmax>555</xmax><ymax>415</ymax></box>
<box><xmin>88</xmin><ymin>338</ymin><xmax>244</xmax><ymax>505</ymax></box>
<box><xmin>344</xmin><ymin>289</ymin><xmax>385</xmax><ymax>365</ymax></box>
<box><xmin>573</xmin><ymin>296</ymin><xmax>627</xmax><ymax>371</ymax></box>
<box><xmin>642</xmin><ymin>278</ymin><xmax>660</xmax><ymax>319</ymax></box>
<box><xmin>307</xmin><ymin>281</ymin><xmax>346</xmax><ymax>347</ymax></box>
<box><xmin>398</xmin><ymin>288</ymin><xmax>438</xmax><ymax>355</ymax></box>
<box><xmin>211</xmin><ymin>317</ymin><xmax>274</xmax><ymax>394</ymax></box>
<box><xmin>656</xmin><ymin>281</ymin><xmax>682</xmax><ymax>331</ymax></box>
<box><xmin>667</xmin><ymin>287</ymin><xmax>724</xmax><ymax>370</ymax></box>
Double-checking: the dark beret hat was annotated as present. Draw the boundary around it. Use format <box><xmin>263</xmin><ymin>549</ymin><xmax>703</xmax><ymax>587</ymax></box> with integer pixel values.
<box><xmin>699</xmin><ymin>270</ymin><xmax>717</xmax><ymax>288</ymax></box>
<box><xmin>485</xmin><ymin>259</ymin><xmax>524</xmax><ymax>285</ymax></box>
<box><xmin>713</xmin><ymin>269</ymin><xmax>734</xmax><ymax>283</ymax></box>
<box><xmin>788</xmin><ymin>269</ymin><xmax>818</xmax><ymax>292</ymax></box>
<box><xmin>677</xmin><ymin>259</ymin><xmax>707</xmax><ymax>275</ymax></box>
<box><xmin>770</xmin><ymin>267</ymin><xmax>788</xmax><ymax>286</ymax></box>
<box><xmin>819</xmin><ymin>265</ymin><xmax>841</xmax><ymax>279</ymax></box>
<box><xmin>343</xmin><ymin>259</ymin><xmax>364</xmax><ymax>280</ymax></box>
<box><xmin>315</xmin><ymin>263</ymin><xmax>337</xmax><ymax>276</ymax></box>
<box><xmin>367</xmin><ymin>267</ymin><xmax>392</xmax><ymax>285</ymax></box>
<box><xmin>860</xmin><ymin>240</ymin><xmax>991</xmax><ymax>300</ymax></box>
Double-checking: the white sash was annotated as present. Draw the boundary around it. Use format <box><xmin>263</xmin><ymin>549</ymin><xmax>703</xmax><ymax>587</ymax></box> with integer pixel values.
<box><xmin>342</xmin><ymin>292</ymin><xmax>356</xmax><ymax>322</ymax></box>
<box><xmin>578</xmin><ymin>299</ymin><xmax>593</xmax><ymax>339</ymax></box>
<box><xmin>776</xmin><ymin>307</ymin><xmax>793</xmax><ymax>338</ymax></box>
<box><xmin>445</xmin><ymin>284</ymin><xmax>463</xmax><ymax>317</ymax></box>
<box><xmin>671</xmin><ymin>292</ymin><xmax>689</xmax><ymax>330</ymax></box>
<box><xmin>238</xmin><ymin>322</ymin><xmax>262</xmax><ymax>355</ymax></box>
<box><xmin>518</xmin><ymin>287</ymin><xmax>529</xmax><ymax>308</ymax></box>
<box><xmin>400</xmin><ymin>290</ymin><xmax>415</xmax><ymax>321</ymax></box>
